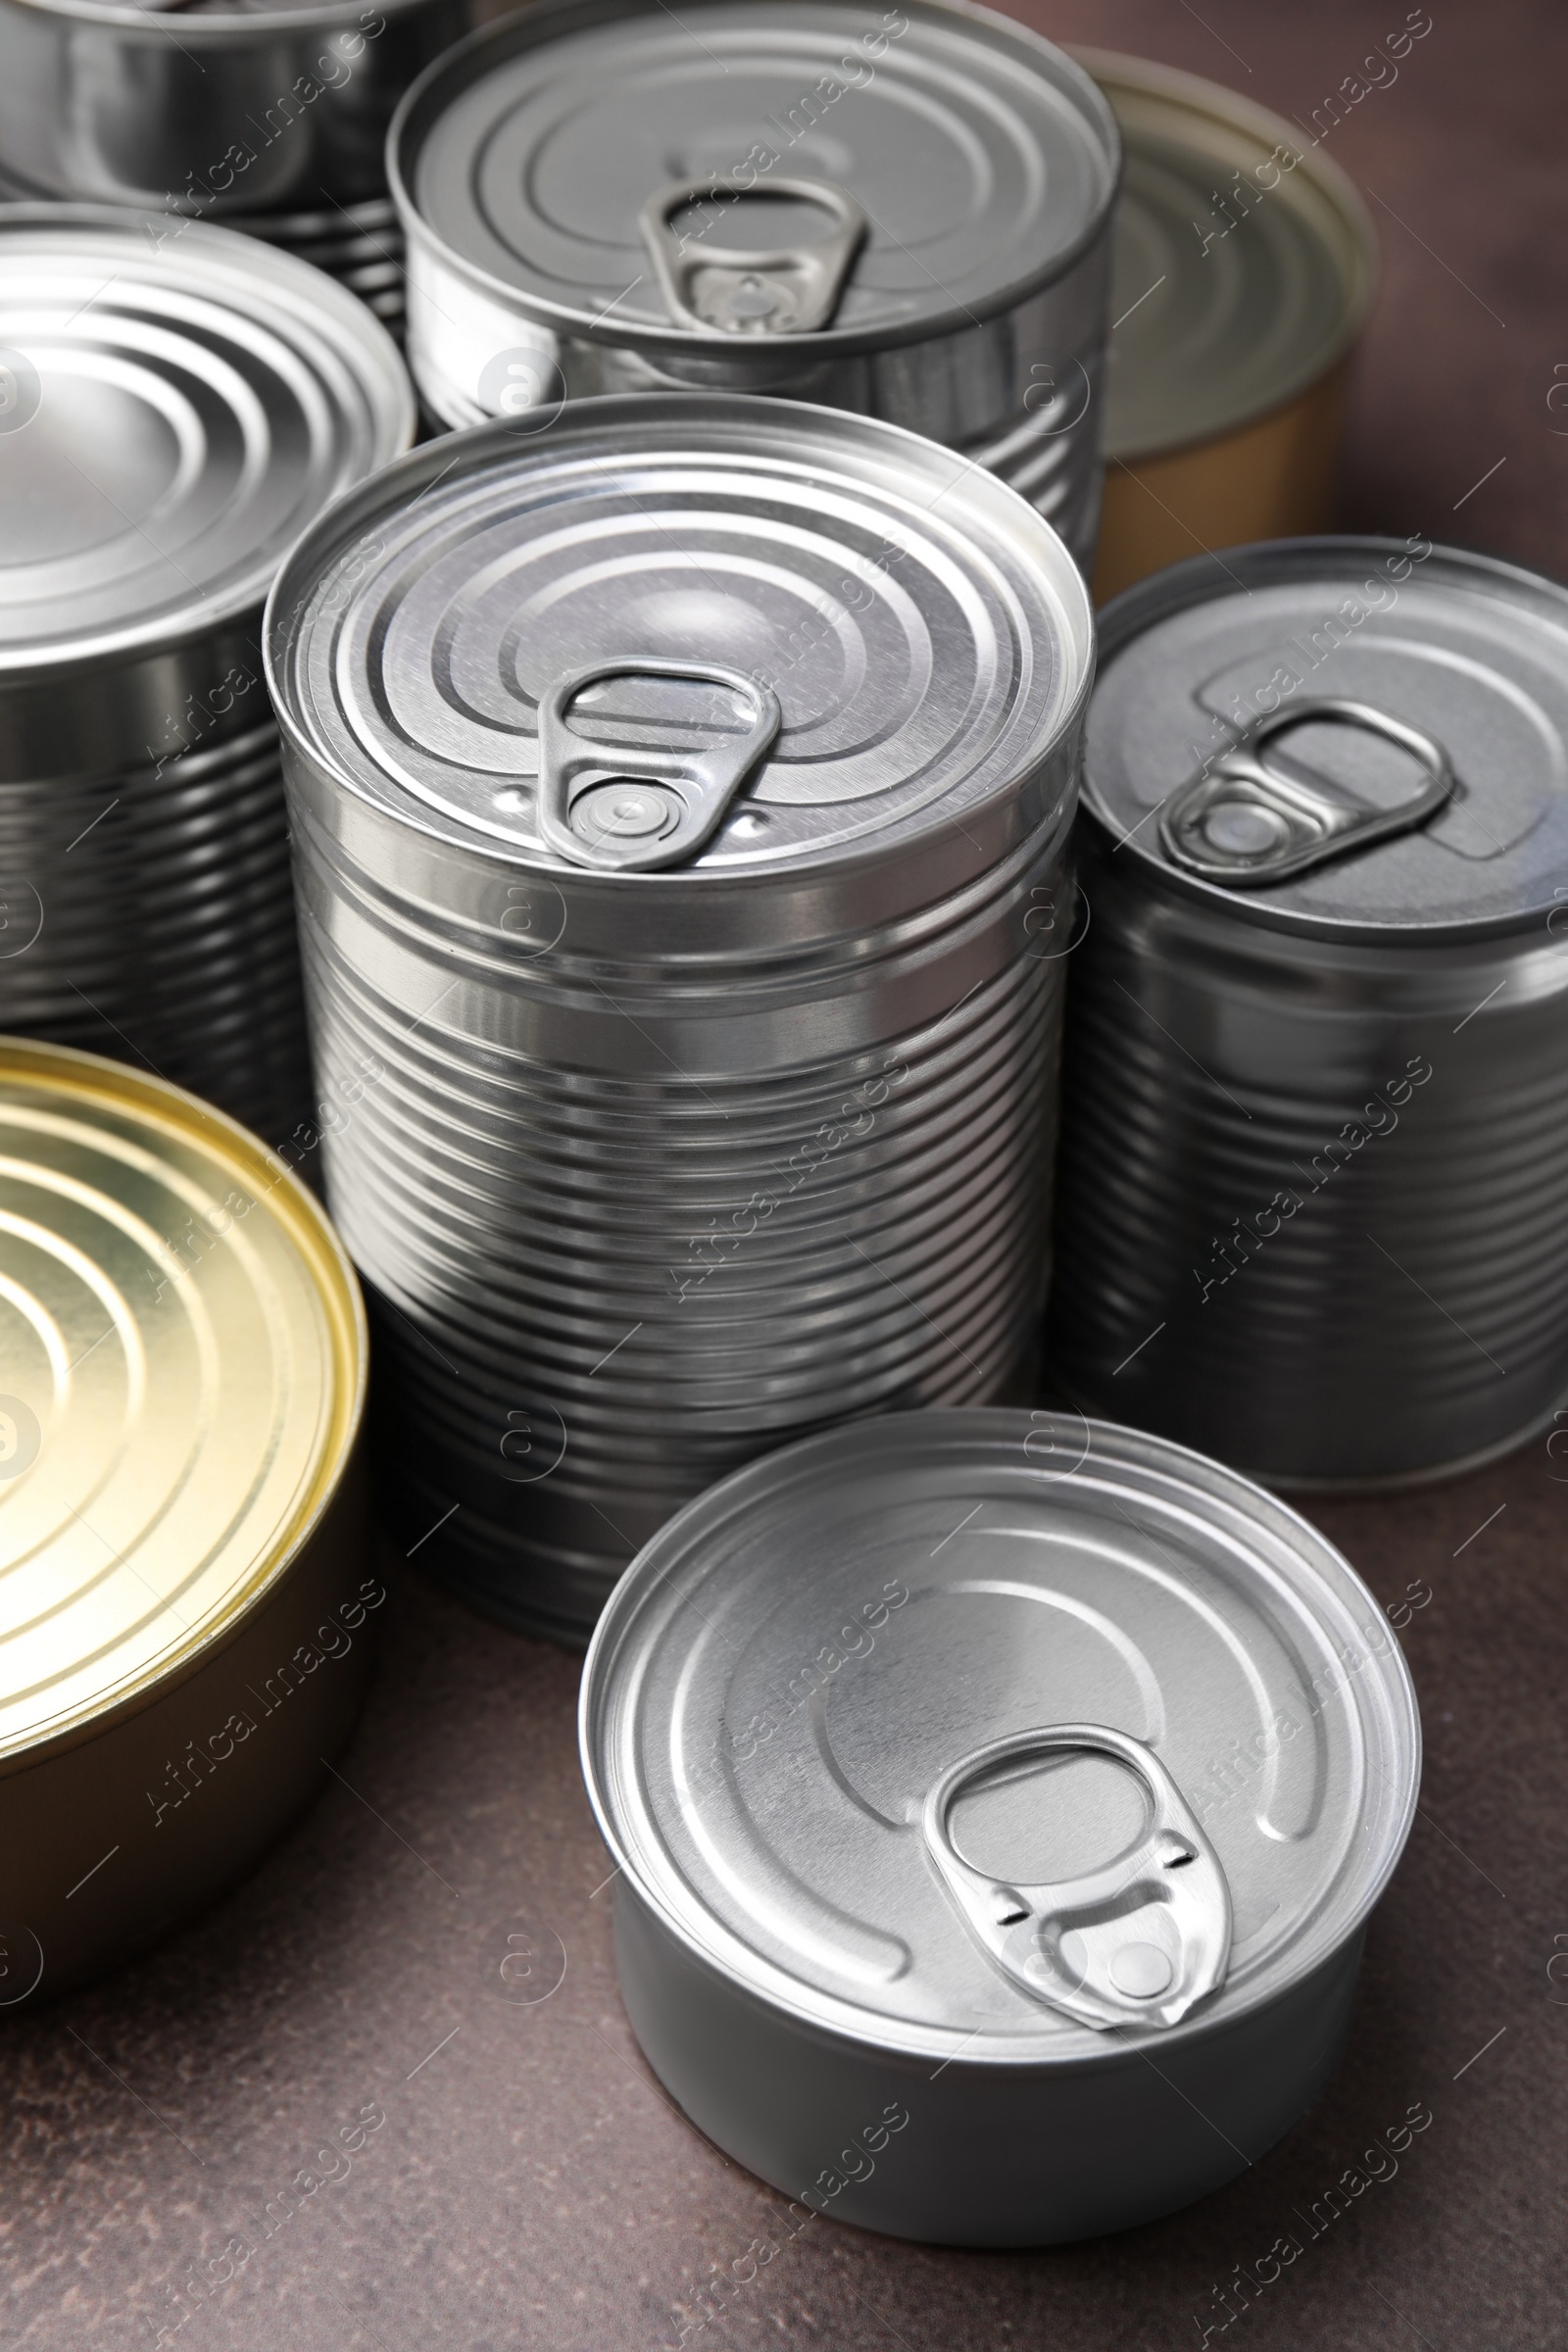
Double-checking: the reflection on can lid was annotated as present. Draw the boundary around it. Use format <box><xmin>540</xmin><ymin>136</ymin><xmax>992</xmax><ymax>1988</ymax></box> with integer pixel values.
<box><xmin>1074</xmin><ymin>52</ymin><xmax>1375</xmax><ymax>463</ymax></box>
<box><xmin>580</xmin><ymin>1412</ymin><xmax>1419</xmax><ymax>2060</ymax></box>
<box><xmin>395</xmin><ymin>0</ymin><xmax>1117</xmax><ymax>351</ymax></box>
<box><xmin>0</xmin><ymin>207</ymin><xmax>413</xmax><ymax>678</ymax></box>
<box><xmin>1086</xmin><ymin>538</ymin><xmax>1568</xmax><ymax>933</ymax></box>
<box><xmin>0</xmin><ymin>1039</ymin><xmax>366</xmax><ymax>1763</ymax></box>
<box><xmin>266</xmin><ymin>393</ymin><xmax>1092</xmax><ymax>874</ymax></box>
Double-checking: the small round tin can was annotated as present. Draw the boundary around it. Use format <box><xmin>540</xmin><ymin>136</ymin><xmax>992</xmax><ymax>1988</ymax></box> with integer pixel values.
<box><xmin>389</xmin><ymin>0</ymin><xmax>1120</xmax><ymax>570</ymax></box>
<box><xmin>265</xmin><ymin>391</ymin><xmax>1093</xmax><ymax>1642</ymax></box>
<box><xmin>0</xmin><ymin>206</ymin><xmax>412</xmax><ymax>1148</ymax></box>
<box><xmin>1071</xmin><ymin>51</ymin><xmax>1376</xmax><ymax>604</ymax></box>
<box><xmin>579</xmin><ymin>1409</ymin><xmax>1420</xmax><ymax>2245</ymax></box>
<box><xmin>1048</xmin><ymin>535</ymin><xmax>1568</xmax><ymax>1488</ymax></box>
<box><xmin>0</xmin><ymin>1038</ymin><xmax>371</xmax><ymax>2008</ymax></box>
<box><xmin>0</xmin><ymin>0</ymin><xmax>480</xmax><ymax>320</ymax></box>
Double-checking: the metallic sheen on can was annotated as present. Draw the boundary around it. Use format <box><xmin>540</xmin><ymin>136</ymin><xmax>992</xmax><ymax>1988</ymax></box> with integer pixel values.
<box><xmin>1049</xmin><ymin>537</ymin><xmax>1568</xmax><ymax>1487</ymax></box>
<box><xmin>265</xmin><ymin>393</ymin><xmax>1093</xmax><ymax>1641</ymax></box>
<box><xmin>579</xmin><ymin>1409</ymin><xmax>1420</xmax><ymax>2244</ymax></box>
<box><xmin>0</xmin><ymin>1039</ymin><xmax>371</xmax><ymax>2007</ymax></box>
<box><xmin>389</xmin><ymin>0</ymin><xmax>1119</xmax><ymax>570</ymax></box>
<box><xmin>0</xmin><ymin>209</ymin><xmax>413</xmax><ymax>1146</ymax></box>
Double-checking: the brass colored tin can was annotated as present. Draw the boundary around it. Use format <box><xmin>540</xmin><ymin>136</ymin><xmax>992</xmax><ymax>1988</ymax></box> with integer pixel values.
<box><xmin>0</xmin><ymin>1040</ymin><xmax>371</xmax><ymax>2008</ymax></box>
<box><xmin>1072</xmin><ymin>52</ymin><xmax>1377</xmax><ymax>605</ymax></box>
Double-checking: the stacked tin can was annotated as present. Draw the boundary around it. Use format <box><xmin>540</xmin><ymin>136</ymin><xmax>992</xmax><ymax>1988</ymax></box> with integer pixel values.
<box><xmin>266</xmin><ymin>393</ymin><xmax>1093</xmax><ymax>1640</ymax></box>
<box><xmin>390</xmin><ymin>0</ymin><xmax>1119</xmax><ymax>570</ymax></box>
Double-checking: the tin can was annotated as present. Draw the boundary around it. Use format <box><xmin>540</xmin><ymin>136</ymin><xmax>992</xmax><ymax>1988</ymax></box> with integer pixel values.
<box><xmin>389</xmin><ymin>0</ymin><xmax>1120</xmax><ymax>570</ymax></box>
<box><xmin>1069</xmin><ymin>51</ymin><xmax>1376</xmax><ymax>605</ymax></box>
<box><xmin>579</xmin><ymin>1407</ymin><xmax>1420</xmax><ymax>2245</ymax></box>
<box><xmin>0</xmin><ymin>207</ymin><xmax>413</xmax><ymax>1149</ymax></box>
<box><xmin>0</xmin><ymin>1038</ymin><xmax>372</xmax><ymax>2008</ymax></box>
<box><xmin>265</xmin><ymin>392</ymin><xmax>1093</xmax><ymax>1642</ymax></box>
<box><xmin>0</xmin><ymin>0</ymin><xmax>480</xmax><ymax>320</ymax></box>
<box><xmin>1047</xmin><ymin>535</ymin><xmax>1568</xmax><ymax>1488</ymax></box>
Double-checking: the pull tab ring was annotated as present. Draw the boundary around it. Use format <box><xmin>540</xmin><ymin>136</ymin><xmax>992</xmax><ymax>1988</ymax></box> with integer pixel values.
<box><xmin>536</xmin><ymin>658</ymin><xmax>781</xmax><ymax>874</ymax></box>
<box><xmin>1159</xmin><ymin>699</ymin><xmax>1457</xmax><ymax>887</ymax></box>
<box><xmin>923</xmin><ymin>1723</ymin><xmax>1232</xmax><ymax>2033</ymax></box>
<box><xmin>639</xmin><ymin>175</ymin><xmax>868</xmax><ymax>336</ymax></box>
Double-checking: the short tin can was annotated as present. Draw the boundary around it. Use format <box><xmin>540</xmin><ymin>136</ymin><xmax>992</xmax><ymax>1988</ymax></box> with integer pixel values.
<box><xmin>389</xmin><ymin>0</ymin><xmax>1119</xmax><ymax>570</ymax></box>
<box><xmin>579</xmin><ymin>1407</ymin><xmax>1420</xmax><ymax>2245</ymax></box>
<box><xmin>0</xmin><ymin>1038</ymin><xmax>372</xmax><ymax>2008</ymax></box>
<box><xmin>265</xmin><ymin>392</ymin><xmax>1093</xmax><ymax>1642</ymax></box>
<box><xmin>1071</xmin><ymin>51</ymin><xmax>1377</xmax><ymax>605</ymax></box>
<box><xmin>0</xmin><ymin>207</ymin><xmax>412</xmax><ymax>1149</ymax></box>
<box><xmin>1048</xmin><ymin>535</ymin><xmax>1568</xmax><ymax>1488</ymax></box>
<box><xmin>0</xmin><ymin>0</ymin><xmax>481</xmax><ymax>320</ymax></box>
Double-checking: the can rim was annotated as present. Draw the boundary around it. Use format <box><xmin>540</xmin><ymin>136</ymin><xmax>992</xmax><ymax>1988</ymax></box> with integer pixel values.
<box><xmin>387</xmin><ymin>0</ymin><xmax>1121</xmax><ymax>362</ymax></box>
<box><xmin>1084</xmin><ymin>533</ymin><xmax>1568</xmax><ymax>943</ymax></box>
<box><xmin>1</xmin><ymin>0</ymin><xmax>430</xmax><ymax>41</ymax></box>
<box><xmin>579</xmin><ymin>1408</ymin><xmax>1422</xmax><ymax>2068</ymax></box>
<box><xmin>0</xmin><ymin>1037</ymin><xmax>369</xmax><ymax>1773</ymax></box>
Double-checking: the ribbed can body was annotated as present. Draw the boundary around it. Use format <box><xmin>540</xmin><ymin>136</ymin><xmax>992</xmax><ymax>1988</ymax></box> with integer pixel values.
<box><xmin>1048</xmin><ymin>825</ymin><xmax>1568</xmax><ymax>1485</ymax></box>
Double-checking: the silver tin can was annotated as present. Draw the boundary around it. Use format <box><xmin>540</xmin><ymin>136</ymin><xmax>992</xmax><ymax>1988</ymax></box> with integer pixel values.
<box><xmin>0</xmin><ymin>0</ymin><xmax>480</xmax><ymax>319</ymax></box>
<box><xmin>388</xmin><ymin>0</ymin><xmax>1119</xmax><ymax>570</ymax></box>
<box><xmin>1048</xmin><ymin>536</ymin><xmax>1568</xmax><ymax>1487</ymax></box>
<box><xmin>579</xmin><ymin>1408</ymin><xmax>1420</xmax><ymax>2246</ymax></box>
<box><xmin>264</xmin><ymin>393</ymin><xmax>1093</xmax><ymax>1641</ymax></box>
<box><xmin>0</xmin><ymin>207</ymin><xmax>413</xmax><ymax>1146</ymax></box>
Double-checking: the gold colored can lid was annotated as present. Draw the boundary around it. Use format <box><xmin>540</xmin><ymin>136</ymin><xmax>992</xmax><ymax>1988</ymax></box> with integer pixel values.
<box><xmin>1073</xmin><ymin>49</ymin><xmax>1378</xmax><ymax>463</ymax></box>
<box><xmin>0</xmin><ymin>1040</ymin><xmax>367</xmax><ymax>1765</ymax></box>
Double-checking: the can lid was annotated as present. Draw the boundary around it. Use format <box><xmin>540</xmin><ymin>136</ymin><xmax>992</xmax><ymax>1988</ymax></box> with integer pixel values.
<box><xmin>394</xmin><ymin>0</ymin><xmax>1117</xmax><ymax>353</ymax></box>
<box><xmin>0</xmin><ymin>208</ymin><xmax>413</xmax><ymax>681</ymax></box>
<box><xmin>0</xmin><ymin>1040</ymin><xmax>366</xmax><ymax>1768</ymax></box>
<box><xmin>580</xmin><ymin>1411</ymin><xmax>1419</xmax><ymax>2063</ymax></box>
<box><xmin>1085</xmin><ymin>538</ymin><xmax>1568</xmax><ymax>934</ymax></box>
<box><xmin>1073</xmin><ymin>51</ymin><xmax>1375</xmax><ymax>463</ymax></box>
<box><xmin>266</xmin><ymin>394</ymin><xmax>1092</xmax><ymax>877</ymax></box>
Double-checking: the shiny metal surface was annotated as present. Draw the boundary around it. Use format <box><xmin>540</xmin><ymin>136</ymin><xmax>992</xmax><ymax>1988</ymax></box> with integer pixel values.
<box><xmin>266</xmin><ymin>393</ymin><xmax>1092</xmax><ymax>1639</ymax></box>
<box><xmin>390</xmin><ymin>0</ymin><xmax>1118</xmax><ymax>569</ymax></box>
<box><xmin>0</xmin><ymin>1038</ymin><xmax>370</xmax><ymax>2005</ymax></box>
<box><xmin>0</xmin><ymin>0</ymin><xmax>478</xmax><ymax>311</ymax></box>
<box><xmin>580</xmin><ymin>1408</ymin><xmax>1420</xmax><ymax>2243</ymax></box>
<box><xmin>1049</xmin><ymin>537</ymin><xmax>1568</xmax><ymax>1486</ymax></box>
<box><xmin>0</xmin><ymin>208</ymin><xmax>413</xmax><ymax>1142</ymax></box>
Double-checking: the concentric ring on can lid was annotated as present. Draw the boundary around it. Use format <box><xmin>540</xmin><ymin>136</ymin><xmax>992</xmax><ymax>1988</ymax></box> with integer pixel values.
<box><xmin>390</xmin><ymin>0</ymin><xmax>1118</xmax><ymax>353</ymax></box>
<box><xmin>0</xmin><ymin>206</ymin><xmax>413</xmax><ymax>677</ymax></box>
<box><xmin>1085</xmin><ymin>537</ymin><xmax>1568</xmax><ymax>934</ymax></box>
<box><xmin>265</xmin><ymin>393</ymin><xmax>1094</xmax><ymax>875</ymax></box>
<box><xmin>0</xmin><ymin>1039</ymin><xmax>367</xmax><ymax>1763</ymax></box>
<box><xmin>580</xmin><ymin>1410</ymin><xmax>1420</xmax><ymax>2061</ymax></box>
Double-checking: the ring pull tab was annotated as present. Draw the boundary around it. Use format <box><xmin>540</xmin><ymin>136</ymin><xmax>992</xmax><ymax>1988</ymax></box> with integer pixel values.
<box><xmin>922</xmin><ymin>1723</ymin><xmax>1232</xmax><ymax>2033</ymax></box>
<box><xmin>1159</xmin><ymin>699</ymin><xmax>1457</xmax><ymax>887</ymax></box>
<box><xmin>639</xmin><ymin>176</ymin><xmax>868</xmax><ymax>336</ymax></box>
<box><xmin>536</xmin><ymin>658</ymin><xmax>781</xmax><ymax>874</ymax></box>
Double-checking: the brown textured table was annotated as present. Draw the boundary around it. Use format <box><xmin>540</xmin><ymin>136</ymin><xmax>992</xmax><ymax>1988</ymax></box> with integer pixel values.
<box><xmin>8</xmin><ymin>3</ymin><xmax>1568</xmax><ymax>2346</ymax></box>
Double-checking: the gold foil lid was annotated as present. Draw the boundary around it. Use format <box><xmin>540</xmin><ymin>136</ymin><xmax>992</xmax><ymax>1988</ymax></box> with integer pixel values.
<box><xmin>0</xmin><ymin>1042</ymin><xmax>365</xmax><ymax>1762</ymax></box>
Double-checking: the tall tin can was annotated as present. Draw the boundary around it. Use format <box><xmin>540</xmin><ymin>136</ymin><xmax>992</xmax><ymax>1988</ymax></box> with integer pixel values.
<box><xmin>0</xmin><ymin>1038</ymin><xmax>372</xmax><ymax>2008</ymax></box>
<box><xmin>1070</xmin><ymin>51</ymin><xmax>1377</xmax><ymax>606</ymax></box>
<box><xmin>265</xmin><ymin>393</ymin><xmax>1094</xmax><ymax>1641</ymax></box>
<box><xmin>0</xmin><ymin>208</ymin><xmax>413</xmax><ymax>1149</ymax></box>
<box><xmin>388</xmin><ymin>0</ymin><xmax>1119</xmax><ymax>571</ymax></box>
<box><xmin>580</xmin><ymin>1409</ymin><xmax>1421</xmax><ymax>2245</ymax></box>
<box><xmin>1047</xmin><ymin>536</ymin><xmax>1568</xmax><ymax>1488</ymax></box>
<box><xmin>0</xmin><ymin>0</ymin><xmax>480</xmax><ymax>321</ymax></box>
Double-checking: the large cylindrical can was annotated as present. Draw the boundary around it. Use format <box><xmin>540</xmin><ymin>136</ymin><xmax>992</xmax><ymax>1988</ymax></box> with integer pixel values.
<box><xmin>265</xmin><ymin>393</ymin><xmax>1094</xmax><ymax>1641</ymax></box>
<box><xmin>1047</xmin><ymin>536</ymin><xmax>1568</xmax><ymax>1488</ymax></box>
<box><xmin>0</xmin><ymin>208</ymin><xmax>413</xmax><ymax>1149</ymax></box>
<box><xmin>0</xmin><ymin>0</ymin><xmax>481</xmax><ymax>320</ymax></box>
<box><xmin>388</xmin><ymin>0</ymin><xmax>1119</xmax><ymax>571</ymax></box>
<box><xmin>0</xmin><ymin>1038</ymin><xmax>371</xmax><ymax>2008</ymax></box>
<box><xmin>1070</xmin><ymin>51</ymin><xmax>1377</xmax><ymax>606</ymax></box>
<box><xmin>580</xmin><ymin>1410</ymin><xmax>1420</xmax><ymax>2245</ymax></box>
